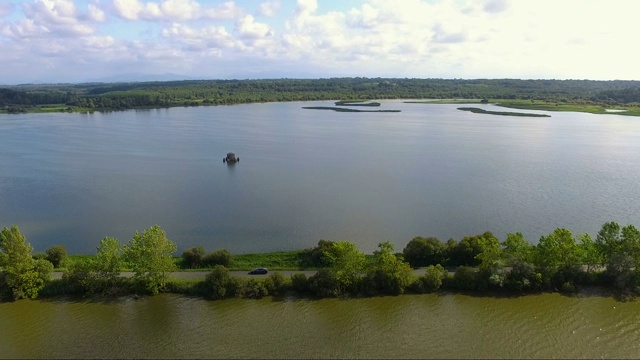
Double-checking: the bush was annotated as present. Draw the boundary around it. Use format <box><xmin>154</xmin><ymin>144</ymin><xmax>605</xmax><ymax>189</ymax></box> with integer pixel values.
<box><xmin>415</xmin><ymin>264</ymin><xmax>447</xmax><ymax>293</ymax></box>
<box><xmin>46</xmin><ymin>245</ymin><xmax>68</xmax><ymax>268</ymax></box>
<box><xmin>32</xmin><ymin>252</ymin><xmax>47</xmax><ymax>262</ymax></box>
<box><xmin>264</xmin><ymin>272</ymin><xmax>291</xmax><ymax>297</ymax></box>
<box><xmin>402</xmin><ymin>237</ymin><xmax>444</xmax><ymax>268</ymax></box>
<box><xmin>202</xmin><ymin>249</ymin><xmax>233</xmax><ymax>268</ymax></box>
<box><xmin>181</xmin><ymin>247</ymin><xmax>205</xmax><ymax>268</ymax></box>
<box><xmin>504</xmin><ymin>261</ymin><xmax>537</xmax><ymax>292</ymax></box>
<box><xmin>290</xmin><ymin>273</ymin><xmax>308</xmax><ymax>294</ymax></box>
<box><xmin>203</xmin><ymin>265</ymin><xmax>233</xmax><ymax>299</ymax></box>
<box><xmin>237</xmin><ymin>278</ymin><xmax>269</xmax><ymax>299</ymax></box>
<box><xmin>452</xmin><ymin>266</ymin><xmax>477</xmax><ymax>291</ymax></box>
<box><xmin>308</xmin><ymin>269</ymin><xmax>341</xmax><ymax>297</ymax></box>
<box><xmin>300</xmin><ymin>240</ymin><xmax>336</xmax><ymax>268</ymax></box>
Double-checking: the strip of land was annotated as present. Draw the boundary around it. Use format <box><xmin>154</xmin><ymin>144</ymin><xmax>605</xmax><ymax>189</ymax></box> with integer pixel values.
<box><xmin>457</xmin><ymin>107</ymin><xmax>551</xmax><ymax>117</ymax></box>
<box><xmin>302</xmin><ymin>106</ymin><xmax>400</xmax><ymax>112</ymax></box>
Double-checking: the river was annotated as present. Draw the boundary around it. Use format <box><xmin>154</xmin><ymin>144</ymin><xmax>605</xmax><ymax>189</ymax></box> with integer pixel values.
<box><xmin>2</xmin><ymin>291</ymin><xmax>639</xmax><ymax>358</ymax></box>
<box><xmin>1</xmin><ymin>101</ymin><xmax>639</xmax><ymax>254</ymax></box>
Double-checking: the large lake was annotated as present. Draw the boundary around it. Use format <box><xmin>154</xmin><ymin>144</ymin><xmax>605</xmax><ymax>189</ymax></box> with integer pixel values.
<box><xmin>1</xmin><ymin>101</ymin><xmax>640</xmax><ymax>254</ymax></box>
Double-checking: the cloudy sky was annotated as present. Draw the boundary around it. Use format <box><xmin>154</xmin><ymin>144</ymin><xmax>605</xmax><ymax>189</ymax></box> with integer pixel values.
<box><xmin>0</xmin><ymin>0</ymin><xmax>638</xmax><ymax>84</ymax></box>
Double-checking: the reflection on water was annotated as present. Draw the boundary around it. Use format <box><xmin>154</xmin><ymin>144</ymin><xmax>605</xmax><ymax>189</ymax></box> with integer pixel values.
<box><xmin>2</xmin><ymin>292</ymin><xmax>640</xmax><ymax>358</ymax></box>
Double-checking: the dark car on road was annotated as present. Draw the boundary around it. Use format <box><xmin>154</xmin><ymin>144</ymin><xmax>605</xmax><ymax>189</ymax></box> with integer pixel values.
<box><xmin>248</xmin><ymin>267</ymin><xmax>268</xmax><ymax>275</ymax></box>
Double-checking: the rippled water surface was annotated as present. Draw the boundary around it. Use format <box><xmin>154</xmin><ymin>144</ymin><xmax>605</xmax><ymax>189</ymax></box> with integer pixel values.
<box><xmin>2</xmin><ymin>292</ymin><xmax>640</xmax><ymax>359</ymax></box>
<box><xmin>1</xmin><ymin>102</ymin><xmax>640</xmax><ymax>253</ymax></box>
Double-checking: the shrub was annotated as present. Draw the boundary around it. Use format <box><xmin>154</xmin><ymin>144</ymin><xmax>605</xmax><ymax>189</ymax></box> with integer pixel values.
<box><xmin>45</xmin><ymin>245</ymin><xmax>67</xmax><ymax>268</ymax></box>
<box><xmin>203</xmin><ymin>265</ymin><xmax>233</xmax><ymax>299</ymax></box>
<box><xmin>452</xmin><ymin>266</ymin><xmax>477</xmax><ymax>291</ymax></box>
<box><xmin>290</xmin><ymin>273</ymin><xmax>308</xmax><ymax>294</ymax></box>
<box><xmin>181</xmin><ymin>247</ymin><xmax>205</xmax><ymax>268</ymax></box>
<box><xmin>45</xmin><ymin>245</ymin><xmax>68</xmax><ymax>268</ymax></box>
<box><xmin>264</xmin><ymin>272</ymin><xmax>291</xmax><ymax>297</ymax></box>
<box><xmin>237</xmin><ymin>278</ymin><xmax>269</xmax><ymax>299</ymax></box>
<box><xmin>32</xmin><ymin>252</ymin><xmax>47</xmax><ymax>262</ymax></box>
<box><xmin>308</xmin><ymin>269</ymin><xmax>341</xmax><ymax>297</ymax></box>
<box><xmin>402</xmin><ymin>237</ymin><xmax>444</xmax><ymax>268</ymax></box>
<box><xmin>202</xmin><ymin>249</ymin><xmax>233</xmax><ymax>268</ymax></box>
<box><xmin>417</xmin><ymin>264</ymin><xmax>447</xmax><ymax>293</ymax></box>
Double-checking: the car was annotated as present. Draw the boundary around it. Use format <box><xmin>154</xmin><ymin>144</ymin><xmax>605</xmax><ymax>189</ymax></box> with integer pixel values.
<box><xmin>248</xmin><ymin>267</ymin><xmax>268</xmax><ymax>275</ymax></box>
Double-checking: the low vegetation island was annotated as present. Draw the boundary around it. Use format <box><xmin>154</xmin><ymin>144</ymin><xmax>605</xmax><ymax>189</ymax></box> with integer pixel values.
<box><xmin>2</xmin><ymin>221</ymin><xmax>640</xmax><ymax>302</ymax></box>
<box><xmin>1</xmin><ymin>78</ymin><xmax>639</xmax><ymax>115</ymax></box>
<box><xmin>301</xmin><ymin>106</ymin><xmax>400</xmax><ymax>112</ymax></box>
<box><xmin>457</xmin><ymin>107</ymin><xmax>551</xmax><ymax>117</ymax></box>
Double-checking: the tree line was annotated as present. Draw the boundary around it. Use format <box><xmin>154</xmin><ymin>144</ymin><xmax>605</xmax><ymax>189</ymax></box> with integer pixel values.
<box><xmin>2</xmin><ymin>78</ymin><xmax>640</xmax><ymax>112</ymax></box>
<box><xmin>2</xmin><ymin>222</ymin><xmax>640</xmax><ymax>301</ymax></box>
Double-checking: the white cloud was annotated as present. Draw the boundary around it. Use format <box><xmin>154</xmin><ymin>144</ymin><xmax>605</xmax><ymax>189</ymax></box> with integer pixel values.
<box><xmin>113</xmin><ymin>0</ymin><xmax>243</xmax><ymax>21</ymax></box>
<box><xmin>0</xmin><ymin>3</ymin><xmax>14</xmax><ymax>18</ymax></box>
<box><xmin>3</xmin><ymin>0</ymin><xmax>96</xmax><ymax>38</ymax></box>
<box><xmin>295</xmin><ymin>0</ymin><xmax>317</xmax><ymax>16</ymax></box>
<box><xmin>236</xmin><ymin>15</ymin><xmax>271</xmax><ymax>39</ymax></box>
<box><xmin>161</xmin><ymin>23</ymin><xmax>236</xmax><ymax>51</ymax></box>
<box><xmin>258</xmin><ymin>0</ymin><xmax>280</xmax><ymax>17</ymax></box>
<box><xmin>86</xmin><ymin>3</ymin><xmax>106</xmax><ymax>22</ymax></box>
<box><xmin>2</xmin><ymin>0</ymin><xmax>640</xmax><ymax>83</ymax></box>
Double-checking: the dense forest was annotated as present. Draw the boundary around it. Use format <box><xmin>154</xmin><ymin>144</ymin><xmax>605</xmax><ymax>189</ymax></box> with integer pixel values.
<box><xmin>2</xmin><ymin>222</ymin><xmax>640</xmax><ymax>301</ymax></box>
<box><xmin>1</xmin><ymin>78</ymin><xmax>640</xmax><ymax>112</ymax></box>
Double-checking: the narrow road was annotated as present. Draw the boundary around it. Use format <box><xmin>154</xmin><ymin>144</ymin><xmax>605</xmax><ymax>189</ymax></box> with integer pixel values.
<box><xmin>51</xmin><ymin>268</ymin><xmax>437</xmax><ymax>280</ymax></box>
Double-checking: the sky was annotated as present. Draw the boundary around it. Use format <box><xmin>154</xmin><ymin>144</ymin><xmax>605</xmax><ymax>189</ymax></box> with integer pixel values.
<box><xmin>0</xmin><ymin>0</ymin><xmax>639</xmax><ymax>84</ymax></box>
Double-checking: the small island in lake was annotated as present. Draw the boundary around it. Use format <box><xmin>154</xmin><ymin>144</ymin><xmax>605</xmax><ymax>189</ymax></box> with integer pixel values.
<box><xmin>302</xmin><ymin>106</ymin><xmax>400</xmax><ymax>112</ymax></box>
<box><xmin>457</xmin><ymin>107</ymin><xmax>551</xmax><ymax>117</ymax></box>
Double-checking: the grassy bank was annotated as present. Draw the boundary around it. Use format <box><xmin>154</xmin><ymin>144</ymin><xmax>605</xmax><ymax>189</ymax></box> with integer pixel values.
<box><xmin>66</xmin><ymin>250</ymin><xmax>318</xmax><ymax>272</ymax></box>
<box><xmin>494</xmin><ymin>100</ymin><xmax>640</xmax><ymax>116</ymax></box>
<box><xmin>406</xmin><ymin>99</ymin><xmax>640</xmax><ymax>116</ymax></box>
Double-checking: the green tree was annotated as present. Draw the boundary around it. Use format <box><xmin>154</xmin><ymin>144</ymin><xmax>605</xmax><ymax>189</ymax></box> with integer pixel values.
<box><xmin>45</xmin><ymin>245</ymin><xmax>67</xmax><ymax>268</ymax></box>
<box><xmin>323</xmin><ymin>241</ymin><xmax>365</xmax><ymax>293</ymax></box>
<box><xmin>502</xmin><ymin>232</ymin><xmax>534</xmax><ymax>264</ymax></box>
<box><xmin>182</xmin><ymin>246</ymin><xmax>205</xmax><ymax>268</ymax></box>
<box><xmin>123</xmin><ymin>225</ymin><xmax>177</xmax><ymax>295</ymax></box>
<box><xmin>264</xmin><ymin>272</ymin><xmax>291</xmax><ymax>296</ymax></box>
<box><xmin>595</xmin><ymin>221</ymin><xmax>622</xmax><ymax>265</ymax></box>
<box><xmin>0</xmin><ymin>226</ymin><xmax>51</xmax><ymax>300</ymax></box>
<box><xmin>535</xmin><ymin>228</ymin><xmax>579</xmax><ymax>269</ymax></box>
<box><xmin>364</xmin><ymin>242</ymin><xmax>414</xmax><ymax>295</ymax></box>
<box><xmin>578</xmin><ymin>233</ymin><xmax>601</xmax><ymax>273</ymax></box>
<box><xmin>414</xmin><ymin>264</ymin><xmax>448</xmax><ymax>293</ymax></box>
<box><xmin>202</xmin><ymin>249</ymin><xmax>233</xmax><ymax>267</ymax></box>
<box><xmin>450</xmin><ymin>232</ymin><xmax>497</xmax><ymax>266</ymax></box>
<box><xmin>204</xmin><ymin>265</ymin><xmax>234</xmax><ymax>299</ymax></box>
<box><xmin>475</xmin><ymin>233</ymin><xmax>504</xmax><ymax>270</ymax></box>
<box><xmin>92</xmin><ymin>236</ymin><xmax>123</xmax><ymax>294</ymax></box>
<box><xmin>402</xmin><ymin>237</ymin><xmax>444</xmax><ymax>268</ymax></box>
<box><xmin>301</xmin><ymin>239</ymin><xmax>337</xmax><ymax>267</ymax></box>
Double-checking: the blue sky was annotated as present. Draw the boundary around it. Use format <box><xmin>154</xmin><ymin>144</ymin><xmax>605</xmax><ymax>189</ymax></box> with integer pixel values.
<box><xmin>1</xmin><ymin>0</ymin><xmax>639</xmax><ymax>84</ymax></box>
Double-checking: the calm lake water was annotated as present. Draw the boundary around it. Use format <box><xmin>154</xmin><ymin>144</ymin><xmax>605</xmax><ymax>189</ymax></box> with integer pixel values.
<box><xmin>1</xmin><ymin>101</ymin><xmax>640</xmax><ymax>254</ymax></box>
<box><xmin>2</xmin><ymin>291</ymin><xmax>640</xmax><ymax>359</ymax></box>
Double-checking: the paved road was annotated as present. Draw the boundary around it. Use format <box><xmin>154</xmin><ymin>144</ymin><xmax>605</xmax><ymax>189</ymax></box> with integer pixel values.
<box><xmin>51</xmin><ymin>268</ymin><xmax>436</xmax><ymax>280</ymax></box>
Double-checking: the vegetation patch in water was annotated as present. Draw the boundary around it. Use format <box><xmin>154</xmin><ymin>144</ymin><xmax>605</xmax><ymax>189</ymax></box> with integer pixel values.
<box><xmin>457</xmin><ymin>107</ymin><xmax>551</xmax><ymax>117</ymax></box>
<box><xmin>302</xmin><ymin>106</ymin><xmax>400</xmax><ymax>112</ymax></box>
<box><xmin>335</xmin><ymin>100</ymin><xmax>381</xmax><ymax>106</ymax></box>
